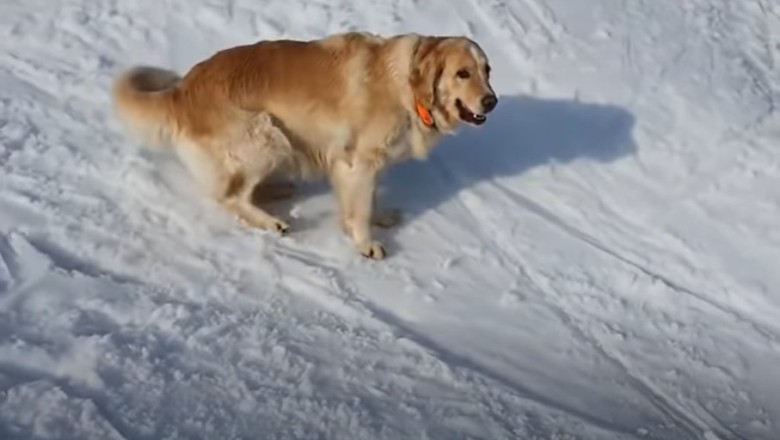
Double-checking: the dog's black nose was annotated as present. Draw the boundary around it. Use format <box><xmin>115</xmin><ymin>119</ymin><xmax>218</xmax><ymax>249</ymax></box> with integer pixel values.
<box><xmin>482</xmin><ymin>94</ymin><xmax>498</xmax><ymax>113</ymax></box>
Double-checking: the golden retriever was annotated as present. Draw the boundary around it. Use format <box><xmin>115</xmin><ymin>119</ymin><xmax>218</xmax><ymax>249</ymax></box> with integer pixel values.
<box><xmin>111</xmin><ymin>32</ymin><xmax>497</xmax><ymax>259</ymax></box>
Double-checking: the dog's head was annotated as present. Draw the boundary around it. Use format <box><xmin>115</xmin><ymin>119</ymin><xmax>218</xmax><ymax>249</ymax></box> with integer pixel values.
<box><xmin>410</xmin><ymin>36</ymin><xmax>497</xmax><ymax>131</ymax></box>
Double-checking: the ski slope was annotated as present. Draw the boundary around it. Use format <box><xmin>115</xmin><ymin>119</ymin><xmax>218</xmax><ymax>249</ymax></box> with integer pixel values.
<box><xmin>1</xmin><ymin>0</ymin><xmax>779</xmax><ymax>438</ymax></box>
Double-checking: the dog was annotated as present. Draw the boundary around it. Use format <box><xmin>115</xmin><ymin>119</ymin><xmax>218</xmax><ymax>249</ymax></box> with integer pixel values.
<box><xmin>111</xmin><ymin>32</ymin><xmax>497</xmax><ymax>259</ymax></box>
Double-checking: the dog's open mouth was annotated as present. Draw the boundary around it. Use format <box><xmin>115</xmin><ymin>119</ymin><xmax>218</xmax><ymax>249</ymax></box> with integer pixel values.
<box><xmin>456</xmin><ymin>99</ymin><xmax>487</xmax><ymax>125</ymax></box>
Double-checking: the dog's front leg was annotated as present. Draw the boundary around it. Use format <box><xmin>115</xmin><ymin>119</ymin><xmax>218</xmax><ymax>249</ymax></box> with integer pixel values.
<box><xmin>330</xmin><ymin>159</ymin><xmax>385</xmax><ymax>259</ymax></box>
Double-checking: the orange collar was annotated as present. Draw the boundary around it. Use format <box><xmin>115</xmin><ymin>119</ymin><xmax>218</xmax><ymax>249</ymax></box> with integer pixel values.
<box><xmin>415</xmin><ymin>98</ymin><xmax>435</xmax><ymax>128</ymax></box>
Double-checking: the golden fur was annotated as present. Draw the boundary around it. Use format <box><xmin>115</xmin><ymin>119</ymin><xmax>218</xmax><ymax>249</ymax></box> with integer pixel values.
<box><xmin>111</xmin><ymin>32</ymin><xmax>497</xmax><ymax>259</ymax></box>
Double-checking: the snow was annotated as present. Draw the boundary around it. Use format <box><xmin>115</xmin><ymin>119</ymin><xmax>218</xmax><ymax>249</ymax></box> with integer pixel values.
<box><xmin>1</xmin><ymin>0</ymin><xmax>779</xmax><ymax>438</ymax></box>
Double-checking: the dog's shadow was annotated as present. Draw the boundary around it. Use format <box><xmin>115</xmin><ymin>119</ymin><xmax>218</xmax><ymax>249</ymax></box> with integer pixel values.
<box><xmin>377</xmin><ymin>93</ymin><xmax>637</xmax><ymax>233</ymax></box>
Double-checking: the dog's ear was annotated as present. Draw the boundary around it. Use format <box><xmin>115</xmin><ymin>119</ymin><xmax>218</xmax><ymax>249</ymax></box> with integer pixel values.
<box><xmin>410</xmin><ymin>37</ymin><xmax>446</xmax><ymax>108</ymax></box>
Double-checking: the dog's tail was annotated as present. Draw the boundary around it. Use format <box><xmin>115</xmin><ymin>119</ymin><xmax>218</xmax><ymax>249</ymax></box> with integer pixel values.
<box><xmin>111</xmin><ymin>66</ymin><xmax>181</xmax><ymax>147</ymax></box>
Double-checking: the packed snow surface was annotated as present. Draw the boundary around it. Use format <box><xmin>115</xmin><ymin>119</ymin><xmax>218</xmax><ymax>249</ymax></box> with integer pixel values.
<box><xmin>1</xmin><ymin>0</ymin><xmax>780</xmax><ymax>439</ymax></box>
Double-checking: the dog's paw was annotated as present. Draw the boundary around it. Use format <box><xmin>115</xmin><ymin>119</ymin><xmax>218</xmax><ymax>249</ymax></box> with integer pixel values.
<box><xmin>360</xmin><ymin>241</ymin><xmax>386</xmax><ymax>260</ymax></box>
<box><xmin>272</xmin><ymin>219</ymin><xmax>291</xmax><ymax>235</ymax></box>
<box><xmin>372</xmin><ymin>209</ymin><xmax>403</xmax><ymax>228</ymax></box>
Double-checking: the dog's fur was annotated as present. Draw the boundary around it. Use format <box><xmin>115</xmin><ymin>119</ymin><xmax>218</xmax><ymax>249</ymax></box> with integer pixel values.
<box><xmin>111</xmin><ymin>32</ymin><xmax>496</xmax><ymax>259</ymax></box>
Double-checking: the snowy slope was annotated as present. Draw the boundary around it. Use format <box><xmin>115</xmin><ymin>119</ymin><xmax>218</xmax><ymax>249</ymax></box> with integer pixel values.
<box><xmin>1</xmin><ymin>0</ymin><xmax>780</xmax><ymax>439</ymax></box>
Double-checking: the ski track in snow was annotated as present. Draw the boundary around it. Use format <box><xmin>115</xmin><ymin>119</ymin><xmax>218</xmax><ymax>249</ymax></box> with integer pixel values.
<box><xmin>1</xmin><ymin>0</ymin><xmax>780</xmax><ymax>439</ymax></box>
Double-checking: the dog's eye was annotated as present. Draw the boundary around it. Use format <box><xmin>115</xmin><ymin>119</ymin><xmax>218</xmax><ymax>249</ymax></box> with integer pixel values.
<box><xmin>456</xmin><ymin>69</ymin><xmax>470</xmax><ymax>79</ymax></box>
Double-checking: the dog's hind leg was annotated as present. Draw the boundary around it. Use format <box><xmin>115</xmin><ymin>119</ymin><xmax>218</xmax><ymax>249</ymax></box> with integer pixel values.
<box><xmin>218</xmin><ymin>112</ymin><xmax>295</xmax><ymax>234</ymax></box>
<box><xmin>221</xmin><ymin>172</ymin><xmax>290</xmax><ymax>234</ymax></box>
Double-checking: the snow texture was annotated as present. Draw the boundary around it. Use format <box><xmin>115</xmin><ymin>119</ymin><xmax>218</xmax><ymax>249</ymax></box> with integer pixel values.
<box><xmin>1</xmin><ymin>0</ymin><xmax>780</xmax><ymax>439</ymax></box>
